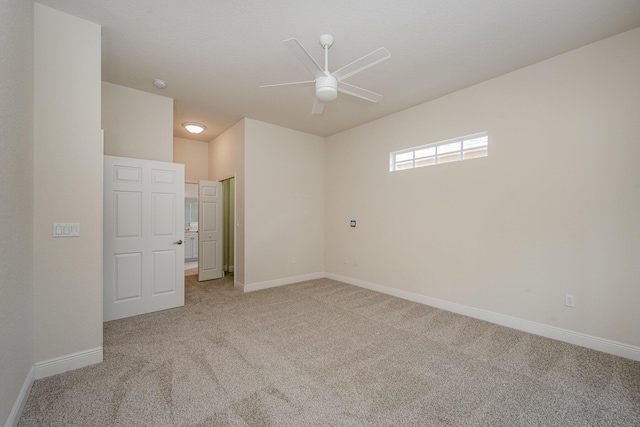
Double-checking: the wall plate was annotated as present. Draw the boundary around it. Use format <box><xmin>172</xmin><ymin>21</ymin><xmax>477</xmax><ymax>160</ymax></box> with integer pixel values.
<box><xmin>53</xmin><ymin>223</ymin><xmax>80</xmax><ymax>237</ymax></box>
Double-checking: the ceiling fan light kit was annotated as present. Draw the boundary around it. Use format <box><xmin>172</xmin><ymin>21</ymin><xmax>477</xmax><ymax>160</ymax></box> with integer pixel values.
<box><xmin>261</xmin><ymin>34</ymin><xmax>390</xmax><ymax>114</ymax></box>
<box><xmin>315</xmin><ymin>75</ymin><xmax>338</xmax><ymax>102</ymax></box>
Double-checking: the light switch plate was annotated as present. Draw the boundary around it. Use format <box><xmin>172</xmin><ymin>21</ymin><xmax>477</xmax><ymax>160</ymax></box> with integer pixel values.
<box><xmin>53</xmin><ymin>223</ymin><xmax>80</xmax><ymax>237</ymax></box>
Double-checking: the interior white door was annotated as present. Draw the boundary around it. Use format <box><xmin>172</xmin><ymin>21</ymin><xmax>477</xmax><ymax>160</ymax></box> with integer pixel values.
<box><xmin>104</xmin><ymin>155</ymin><xmax>185</xmax><ymax>321</ymax></box>
<box><xmin>198</xmin><ymin>180</ymin><xmax>223</xmax><ymax>281</ymax></box>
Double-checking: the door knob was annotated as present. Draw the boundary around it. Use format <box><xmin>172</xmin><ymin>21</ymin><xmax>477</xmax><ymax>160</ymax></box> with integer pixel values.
<box><xmin>174</xmin><ymin>240</ymin><xmax>183</xmax><ymax>245</ymax></box>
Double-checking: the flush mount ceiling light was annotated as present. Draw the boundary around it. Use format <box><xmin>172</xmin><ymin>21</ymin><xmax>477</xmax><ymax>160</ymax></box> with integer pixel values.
<box><xmin>183</xmin><ymin>122</ymin><xmax>206</xmax><ymax>134</ymax></box>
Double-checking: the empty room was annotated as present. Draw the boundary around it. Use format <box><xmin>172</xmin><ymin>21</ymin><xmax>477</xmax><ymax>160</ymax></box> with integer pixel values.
<box><xmin>2</xmin><ymin>1</ymin><xmax>640</xmax><ymax>426</ymax></box>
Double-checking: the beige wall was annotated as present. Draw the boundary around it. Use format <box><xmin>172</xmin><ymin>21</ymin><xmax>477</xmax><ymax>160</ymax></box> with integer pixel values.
<box><xmin>325</xmin><ymin>27</ymin><xmax>640</xmax><ymax>347</ymax></box>
<box><xmin>33</xmin><ymin>3</ymin><xmax>103</xmax><ymax>364</ymax></box>
<box><xmin>173</xmin><ymin>137</ymin><xmax>209</xmax><ymax>183</ymax></box>
<box><xmin>0</xmin><ymin>0</ymin><xmax>34</xmax><ymax>423</ymax></box>
<box><xmin>209</xmin><ymin>120</ymin><xmax>245</xmax><ymax>284</ymax></box>
<box><xmin>244</xmin><ymin>119</ymin><xmax>325</xmax><ymax>285</ymax></box>
<box><xmin>208</xmin><ymin>119</ymin><xmax>325</xmax><ymax>287</ymax></box>
<box><xmin>102</xmin><ymin>81</ymin><xmax>173</xmax><ymax>162</ymax></box>
<box><xmin>208</xmin><ymin>120</ymin><xmax>243</xmax><ymax>182</ymax></box>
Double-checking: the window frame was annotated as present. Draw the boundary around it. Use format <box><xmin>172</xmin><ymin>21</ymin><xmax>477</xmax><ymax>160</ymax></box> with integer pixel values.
<box><xmin>389</xmin><ymin>132</ymin><xmax>488</xmax><ymax>172</ymax></box>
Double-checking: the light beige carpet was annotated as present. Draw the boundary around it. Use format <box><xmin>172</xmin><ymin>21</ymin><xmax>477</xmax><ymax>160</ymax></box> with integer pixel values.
<box><xmin>19</xmin><ymin>274</ymin><xmax>640</xmax><ymax>426</ymax></box>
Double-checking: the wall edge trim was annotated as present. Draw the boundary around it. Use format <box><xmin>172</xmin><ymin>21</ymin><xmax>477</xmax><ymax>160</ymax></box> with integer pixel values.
<box><xmin>326</xmin><ymin>273</ymin><xmax>640</xmax><ymax>362</ymax></box>
<box><xmin>5</xmin><ymin>366</ymin><xmax>35</xmax><ymax>427</ymax></box>
<box><xmin>243</xmin><ymin>272</ymin><xmax>325</xmax><ymax>293</ymax></box>
<box><xmin>34</xmin><ymin>347</ymin><xmax>103</xmax><ymax>380</ymax></box>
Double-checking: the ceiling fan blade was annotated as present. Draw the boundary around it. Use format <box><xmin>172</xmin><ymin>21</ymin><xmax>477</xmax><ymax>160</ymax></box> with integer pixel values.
<box><xmin>311</xmin><ymin>99</ymin><xmax>324</xmax><ymax>114</ymax></box>
<box><xmin>283</xmin><ymin>38</ymin><xmax>325</xmax><ymax>79</ymax></box>
<box><xmin>338</xmin><ymin>82</ymin><xmax>383</xmax><ymax>103</ymax></box>
<box><xmin>260</xmin><ymin>80</ymin><xmax>315</xmax><ymax>89</ymax></box>
<box><xmin>332</xmin><ymin>47</ymin><xmax>390</xmax><ymax>81</ymax></box>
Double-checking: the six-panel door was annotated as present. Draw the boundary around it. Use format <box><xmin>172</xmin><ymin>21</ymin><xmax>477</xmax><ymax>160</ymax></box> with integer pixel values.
<box><xmin>104</xmin><ymin>156</ymin><xmax>185</xmax><ymax>321</ymax></box>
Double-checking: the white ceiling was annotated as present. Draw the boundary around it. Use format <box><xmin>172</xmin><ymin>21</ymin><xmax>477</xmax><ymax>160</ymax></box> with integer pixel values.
<box><xmin>37</xmin><ymin>0</ymin><xmax>640</xmax><ymax>141</ymax></box>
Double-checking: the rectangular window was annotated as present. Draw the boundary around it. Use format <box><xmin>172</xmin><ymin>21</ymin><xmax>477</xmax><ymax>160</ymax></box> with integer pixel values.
<box><xmin>390</xmin><ymin>132</ymin><xmax>488</xmax><ymax>172</ymax></box>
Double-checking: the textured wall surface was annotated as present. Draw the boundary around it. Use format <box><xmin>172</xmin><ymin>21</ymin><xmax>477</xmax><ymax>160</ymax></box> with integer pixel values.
<box><xmin>173</xmin><ymin>137</ymin><xmax>209</xmax><ymax>182</ymax></box>
<box><xmin>244</xmin><ymin>119</ymin><xmax>325</xmax><ymax>285</ymax></box>
<box><xmin>33</xmin><ymin>4</ymin><xmax>103</xmax><ymax>364</ymax></box>
<box><xmin>0</xmin><ymin>1</ymin><xmax>34</xmax><ymax>424</ymax></box>
<box><xmin>326</xmin><ymin>27</ymin><xmax>640</xmax><ymax>347</ymax></box>
<box><xmin>103</xmin><ymin>82</ymin><xmax>173</xmax><ymax>162</ymax></box>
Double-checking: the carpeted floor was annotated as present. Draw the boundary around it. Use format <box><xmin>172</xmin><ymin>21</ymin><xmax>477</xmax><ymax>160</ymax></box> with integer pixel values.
<box><xmin>19</xmin><ymin>274</ymin><xmax>640</xmax><ymax>426</ymax></box>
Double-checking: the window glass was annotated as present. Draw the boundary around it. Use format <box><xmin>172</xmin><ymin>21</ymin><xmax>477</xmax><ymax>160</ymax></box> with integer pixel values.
<box><xmin>437</xmin><ymin>141</ymin><xmax>461</xmax><ymax>155</ymax></box>
<box><xmin>390</xmin><ymin>132</ymin><xmax>488</xmax><ymax>172</ymax></box>
<box><xmin>396</xmin><ymin>151</ymin><xmax>413</xmax><ymax>162</ymax></box>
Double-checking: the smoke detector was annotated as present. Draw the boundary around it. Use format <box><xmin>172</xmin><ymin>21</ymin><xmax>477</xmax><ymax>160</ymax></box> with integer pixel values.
<box><xmin>153</xmin><ymin>79</ymin><xmax>167</xmax><ymax>89</ymax></box>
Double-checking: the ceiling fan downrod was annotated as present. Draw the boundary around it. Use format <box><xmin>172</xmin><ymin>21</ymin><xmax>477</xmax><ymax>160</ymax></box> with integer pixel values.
<box><xmin>319</xmin><ymin>34</ymin><xmax>334</xmax><ymax>74</ymax></box>
<box><xmin>316</xmin><ymin>34</ymin><xmax>337</xmax><ymax>101</ymax></box>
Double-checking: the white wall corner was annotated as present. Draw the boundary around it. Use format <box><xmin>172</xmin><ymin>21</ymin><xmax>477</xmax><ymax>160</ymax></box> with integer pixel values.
<box><xmin>4</xmin><ymin>366</ymin><xmax>35</xmax><ymax>427</ymax></box>
<box><xmin>242</xmin><ymin>272</ymin><xmax>325</xmax><ymax>293</ymax></box>
<box><xmin>325</xmin><ymin>273</ymin><xmax>640</xmax><ymax>362</ymax></box>
<box><xmin>34</xmin><ymin>347</ymin><xmax>103</xmax><ymax>380</ymax></box>
<box><xmin>234</xmin><ymin>280</ymin><xmax>245</xmax><ymax>292</ymax></box>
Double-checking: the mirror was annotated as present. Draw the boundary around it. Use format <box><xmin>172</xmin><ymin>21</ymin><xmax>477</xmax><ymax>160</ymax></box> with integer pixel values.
<box><xmin>185</xmin><ymin>198</ymin><xmax>197</xmax><ymax>229</ymax></box>
<box><xmin>185</xmin><ymin>183</ymin><xmax>199</xmax><ymax>230</ymax></box>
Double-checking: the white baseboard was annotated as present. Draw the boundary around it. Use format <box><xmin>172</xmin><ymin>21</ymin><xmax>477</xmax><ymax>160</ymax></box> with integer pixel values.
<box><xmin>234</xmin><ymin>280</ymin><xmax>244</xmax><ymax>291</ymax></box>
<box><xmin>228</xmin><ymin>265</ymin><xmax>234</xmax><ymax>272</ymax></box>
<box><xmin>243</xmin><ymin>272</ymin><xmax>325</xmax><ymax>293</ymax></box>
<box><xmin>5</xmin><ymin>366</ymin><xmax>34</xmax><ymax>427</ymax></box>
<box><xmin>326</xmin><ymin>273</ymin><xmax>640</xmax><ymax>362</ymax></box>
<box><xmin>34</xmin><ymin>347</ymin><xmax>103</xmax><ymax>380</ymax></box>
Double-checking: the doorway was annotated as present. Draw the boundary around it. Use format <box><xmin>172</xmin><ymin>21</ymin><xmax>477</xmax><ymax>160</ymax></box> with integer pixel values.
<box><xmin>184</xmin><ymin>182</ymin><xmax>199</xmax><ymax>275</ymax></box>
<box><xmin>221</xmin><ymin>177</ymin><xmax>235</xmax><ymax>274</ymax></box>
<box><xmin>183</xmin><ymin>178</ymin><xmax>234</xmax><ymax>278</ymax></box>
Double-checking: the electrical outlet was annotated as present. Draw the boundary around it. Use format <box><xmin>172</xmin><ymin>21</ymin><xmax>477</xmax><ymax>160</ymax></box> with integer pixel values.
<box><xmin>344</xmin><ymin>256</ymin><xmax>349</xmax><ymax>264</ymax></box>
<box><xmin>291</xmin><ymin>256</ymin><xmax>297</xmax><ymax>264</ymax></box>
<box><xmin>565</xmin><ymin>294</ymin><xmax>575</xmax><ymax>307</ymax></box>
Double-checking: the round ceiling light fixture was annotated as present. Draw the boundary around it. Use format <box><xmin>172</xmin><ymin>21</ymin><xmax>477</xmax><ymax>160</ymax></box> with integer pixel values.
<box><xmin>183</xmin><ymin>122</ymin><xmax>206</xmax><ymax>134</ymax></box>
<box><xmin>315</xmin><ymin>75</ymin><xmax>338</xmax><ymax>102</ymax></box>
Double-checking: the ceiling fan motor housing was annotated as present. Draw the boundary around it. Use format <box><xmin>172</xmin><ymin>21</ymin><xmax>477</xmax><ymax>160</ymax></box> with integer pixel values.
<box><xmin>316</xmin><ymin>75</ymin><xmax>338</xmax><ymax>102</ymax></box>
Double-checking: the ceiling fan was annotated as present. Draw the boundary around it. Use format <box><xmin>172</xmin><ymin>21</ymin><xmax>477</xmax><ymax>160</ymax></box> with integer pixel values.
<box><xmin>261</xmin><ymin>34</ymin><xmax>390</xmax><ymax>114</ymax></box>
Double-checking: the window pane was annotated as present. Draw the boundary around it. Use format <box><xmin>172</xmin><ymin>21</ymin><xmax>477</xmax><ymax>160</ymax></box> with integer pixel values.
<box><xmin>395</xmin><ymin>160</ymin><xmax>413</xmax><ymax>170</ymax></box>
<box><xmin>437</xmin><ymin>141</ymin><xmax>461</xmax><ymax>155</ymax></box>
<box><xmin>437</xmin><ymin>153</ymin><xmax>461</xmax><ymax>164</ymax></box>
<box><xmin>395</xmin><ymin>152</ymin><xmax>413</xmax><ymax>162</ymax></box>
<box><xmin>415</xmin><ymin>157</ymin><xmax>435</xmax><ymax>168</ymax></box>
<box><xmin>463</xmin><ymin>148</ymin><xmax>488</xmax><ymax>159</ymax></box>
<box><xmin>415</xmin><ymin>147</ymin><xmax>435</xmax><ymax>158</ymax></box>
<box><xmin>463</xmin><ymin>136</ymin><xmax>488</xmax><ymax>150</ymax></box>
<box><xmin>390</xmin><ymin>132</ymin><xmax>487</xmax><ymax>172</ymax></box>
